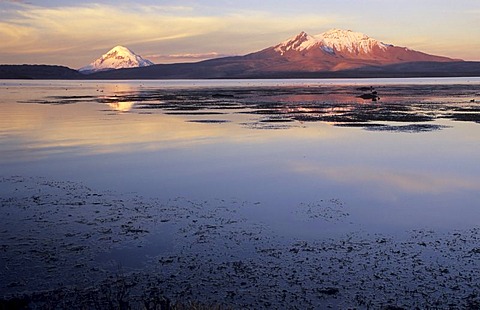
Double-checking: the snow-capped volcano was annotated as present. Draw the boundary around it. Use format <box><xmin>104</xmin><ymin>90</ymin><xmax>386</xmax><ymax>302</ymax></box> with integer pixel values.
<box><xmin>274</xmin><ymin>29</ymin><xmax>391</xmax><ymax>56</ymax></box>
<box><xmin>267</xmin><ymin>28</ymin><xmax>456</xmax><ymax>71</ymax></box>
<box><xmin>79</xmin><ymin>46</ymin><xmax>154</xmax><ymax>73</ymax></box>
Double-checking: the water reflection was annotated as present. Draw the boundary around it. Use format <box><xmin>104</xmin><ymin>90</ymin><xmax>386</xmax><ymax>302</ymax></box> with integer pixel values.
<box><xmin>108</xmin><ymin>101</ymin><xmax>135</xmax><ymax>112</ymax></box>
<box><xmin>20</xmin><ymin>82</ymin><xmax>480</xmax><ymax>132</ymax></box>
<box><xmin>1</xmin><ymin>80</ymin><xmax>479</xmax><ymax>230</ymax></box>
<box><xmin>291</xmin><ymin>162</ymin><xmax>480</xmax><ymax>194</ymax></box>
<box><xmin>0</xmin><ymin>97</ymin><xmax>345</xmax><ymax>160</ymax></box>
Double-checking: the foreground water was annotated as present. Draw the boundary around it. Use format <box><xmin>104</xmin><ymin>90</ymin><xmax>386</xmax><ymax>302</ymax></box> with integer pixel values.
<box><xmin>1</xmin><ymin>78</ymin><xmax>479</xmax><ymax>308</ymax></box>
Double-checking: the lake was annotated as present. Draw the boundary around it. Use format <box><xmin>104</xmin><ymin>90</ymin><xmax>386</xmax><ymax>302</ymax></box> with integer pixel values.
<box><xmin>1</xmin><ymin>78</ymin><xmax>479</xmax><ymax>308</ymax></box>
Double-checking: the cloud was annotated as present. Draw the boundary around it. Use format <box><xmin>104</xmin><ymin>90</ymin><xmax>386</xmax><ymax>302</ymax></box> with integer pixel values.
<box><xmin>0</xmin><ymin>3</ymin><xmax>224</xmax><ymax>54</ymax></box>
<box><xmin>145</xmin><ymin>52</ymin><xmax>231</xmax><ymax>63</ymax></box>
<box><xmin>159</xmin><ymin>52</ymin><xmax>227</xmax><ymax>59</ymax></box>
<box><xmin>0</xmin><ymin>3</ymin><xmax>334</xmax><ymax>55</ymax></box>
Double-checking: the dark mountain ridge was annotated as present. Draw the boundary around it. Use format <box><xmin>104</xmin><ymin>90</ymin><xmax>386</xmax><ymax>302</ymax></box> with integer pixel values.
<box><xmin>0</xmin><ymin>65</ymin><xmax>82</xmax><ymax>79</ymax></box>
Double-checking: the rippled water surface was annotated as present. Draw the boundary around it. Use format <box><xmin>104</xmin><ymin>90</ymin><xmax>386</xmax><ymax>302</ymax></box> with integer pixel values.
<box><xmin>1</xmin><ymin>78</ymin><xmax>479</xmax><ymax>308</ymax></box>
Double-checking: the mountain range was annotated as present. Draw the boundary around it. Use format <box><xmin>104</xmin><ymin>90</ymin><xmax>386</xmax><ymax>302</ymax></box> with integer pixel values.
<box><xmin>1</xmin><ymin>29</ymin><xmax>479</xmax><ymax>79</ymax></box>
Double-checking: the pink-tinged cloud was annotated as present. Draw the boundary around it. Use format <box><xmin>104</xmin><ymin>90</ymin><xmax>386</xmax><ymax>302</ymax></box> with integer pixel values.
<box><xmin>161</xmin><ymin>52</ymin><xmax>228</xmax><ymax>59</ymax></box>
<box><xmin>145</xmin><ymin>52</ymin><xmax>231</xmax><ymax>63</ymax></box>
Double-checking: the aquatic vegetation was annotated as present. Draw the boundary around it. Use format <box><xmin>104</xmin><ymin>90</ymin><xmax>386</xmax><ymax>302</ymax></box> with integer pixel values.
<box><xmin>23</xmin><ymin>83</ymin><xmax>480</xmax><ymax>132</ymax></box>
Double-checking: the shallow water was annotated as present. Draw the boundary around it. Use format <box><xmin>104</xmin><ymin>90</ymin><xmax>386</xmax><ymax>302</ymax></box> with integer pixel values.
<box><xmin>2</xmin><ymin>78</ymin><xmax>479</xmax><ymax>232</ymax></box>
<box><xmin>1</xmin><ymin>78</ymin><xmax>480</xmax><ymax>308</ymax></box>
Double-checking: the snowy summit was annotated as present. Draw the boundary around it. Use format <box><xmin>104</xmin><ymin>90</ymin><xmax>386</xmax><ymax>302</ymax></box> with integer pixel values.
<box><xmin>274</xmin><ymin>29</ymin><xmax>392</xmax><ymax>56</ymax></box>
<box><xmin>79</xmin><ymin>46</ymin><xmax>153</xmax><ymax>73</ymax></box>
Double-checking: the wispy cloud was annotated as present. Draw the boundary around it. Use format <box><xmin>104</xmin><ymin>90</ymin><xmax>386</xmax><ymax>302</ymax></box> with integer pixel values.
<box><xmin>145</xmin><ymin>52</ymin><xmax>231</xmax><ymax>63</ymax></box>
<box><xmin>0</xmin><ymin>3</ymin><xmax>223</xmax><ymax>54</ymax></box>
<box><xmin>0</xmin><ymin>3</ymin><xmax>334</xmax><ymax>57</ymax></box>
<box><xmin>162</xmin><ymin>52</ymin><xmax>228</xmax><ymax>59</ymax></box>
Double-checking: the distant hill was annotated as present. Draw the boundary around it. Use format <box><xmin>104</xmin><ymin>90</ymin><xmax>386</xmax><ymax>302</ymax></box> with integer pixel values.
<box><xmin>87</xmin><ymin>60</ymin><xmax>480</xmax><ymax>79</ymax></box>
<box><xmin>0</xmin><ymin>65</ymin><xmax>82</xmax><ymax>79</ymax></box>
<box><xmin>344</xmin><ymin>61</ymin><xmax>480</xmax><ymax>78</ymax></box>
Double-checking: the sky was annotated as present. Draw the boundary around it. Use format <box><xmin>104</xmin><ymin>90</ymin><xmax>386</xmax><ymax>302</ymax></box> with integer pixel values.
<box><xmin>1</xmin><ymin>0</ymin><xmax>479</xmax><ymax>69</ymax></box>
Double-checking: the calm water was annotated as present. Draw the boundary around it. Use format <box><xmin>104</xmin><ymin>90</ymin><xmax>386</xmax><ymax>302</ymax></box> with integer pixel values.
<box><xmin>1</xmin><ymin>78</ymin><xmax>480</xmax><ymax>307</ymax></box>
<box><xmin>2</xmin><ymin>78</ymin><xmax>479</xmax><ymax>233</ymax></box>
